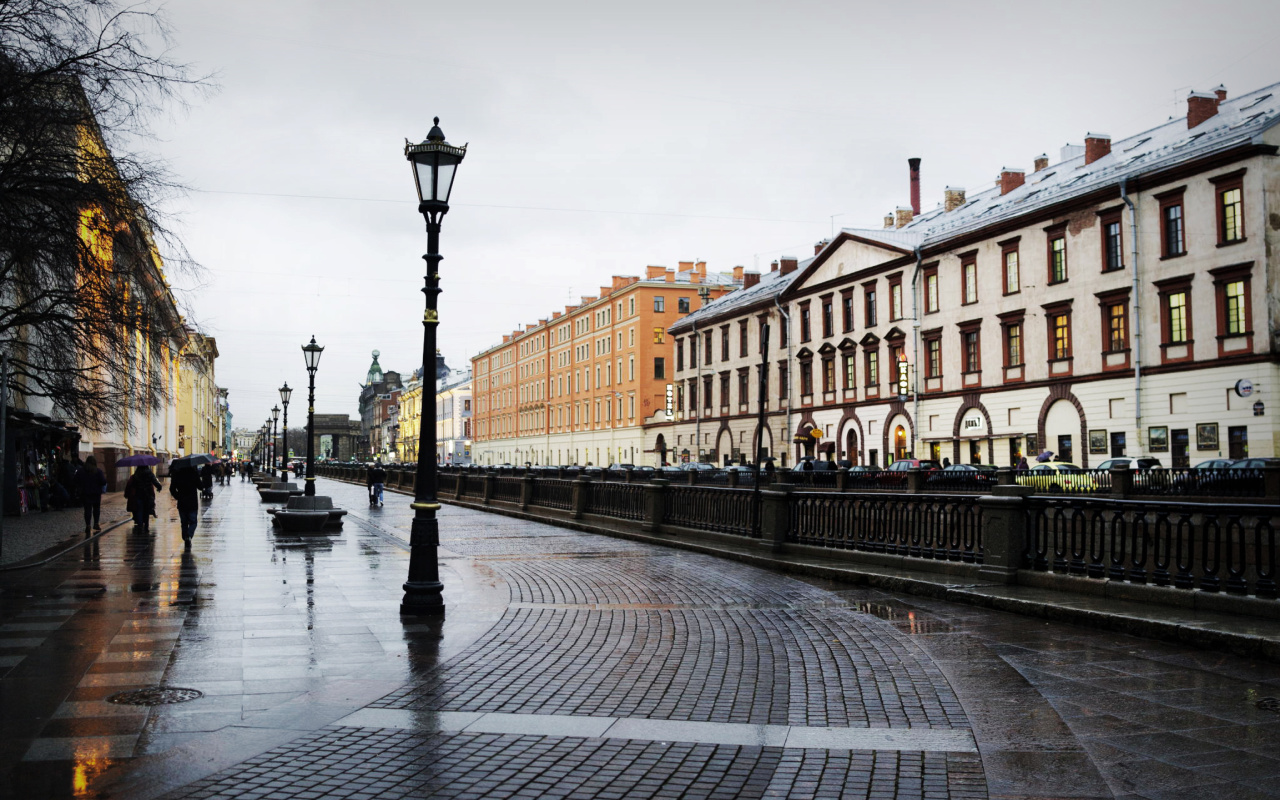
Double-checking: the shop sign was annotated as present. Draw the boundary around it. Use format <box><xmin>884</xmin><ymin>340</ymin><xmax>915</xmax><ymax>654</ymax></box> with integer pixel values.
<box><xmin>665</xmin><ymin>383</ymin><xmax>673</xmax><ymax>416</ymax></box>
<box><xmin>897</xmin><ymin>360</ymin><xmax>910</xmax><ymax>397</ymax></box>
<box><xmin>961</xmin><ymin>411</ymin><xmax>987</xmax><ymax>436</ymax></box>
<box><xmin>1235</xmin><ymin>379</ymin><xmax>1254</xmax><ymax>398</ymax></box>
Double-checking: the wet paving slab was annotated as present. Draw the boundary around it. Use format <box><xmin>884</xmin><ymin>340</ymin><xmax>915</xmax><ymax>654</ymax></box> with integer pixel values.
<box><xmin>0</xmin><ymin>476</ymin><xmax>1276</xmax><ymax>798</ymax></box>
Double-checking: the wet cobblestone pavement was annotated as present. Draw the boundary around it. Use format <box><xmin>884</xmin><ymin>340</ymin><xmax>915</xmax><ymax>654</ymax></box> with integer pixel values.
<box><xmin>1</xmin><ymin>477</ymin><xmax>1279</xmax><ymax>799</ymax></box>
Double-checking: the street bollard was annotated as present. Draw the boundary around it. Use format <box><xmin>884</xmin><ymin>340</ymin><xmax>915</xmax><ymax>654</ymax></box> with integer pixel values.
<box><xmin>643</xmin><ymin>478</ymin><xmax>668</xmax><ymax>532</ymax></box>
<box><xmin>760</xmin><ymin>485</ymin><xmax>793</xmax><ymax>553</ymax></box>
<box><xmin>976</xmin><ymin>485</ymin><xmax>1033</xmax><ymax>585</ymax></box>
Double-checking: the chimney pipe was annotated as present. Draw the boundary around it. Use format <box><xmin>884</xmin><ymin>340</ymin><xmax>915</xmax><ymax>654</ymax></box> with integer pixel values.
<box><xmin>1214</xmin><ymin>84</ymin><xmax>1228</xmax><ymax>103</ymax></box>
<box><xmin>1033</xmin><ymin>153</ymin><xmax>1049</xmax><ymax>172</ymax></box>
<box><xmin>884</xmin><ymin>213</ymin><xmax>894</xmax><ymax>229</ymax></box>
<box><xmin>908</xmin><ymin>157</ymin><xmax>921</xmax><ymax>216</ymax></box>
<box><xmin>779</xmin><ymin>257</ymin><xmax>799</xmax><ymax>275</ymax></box>
<box><xmin>943</xmin><ymin>186</ymin><xmax>966</xmax><ymax>212</ymax></box>
<box><xmin>999</xmin><ymin>168</ymin><xmax>1025</xmax><ymax>196</ymax></box>
<box><xmin>1187</xmin><ymin>91</ymin><xmax>1219</xmax><ymax>129</ymax></box>
<box><xmin>1084</xmin><ymin>133</ymin><xmax>1111</xmax><ymax>165</ymax></box>
<box><xmin>742</xmin><ymin>272</ymin><xmax>761</xmax><ymax>289</ymax></box>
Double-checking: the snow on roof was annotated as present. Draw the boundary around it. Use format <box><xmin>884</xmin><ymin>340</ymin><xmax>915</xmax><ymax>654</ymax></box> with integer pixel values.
<box><xmin>670</xmin><ymin>261</ymin><xmax>809</xmax><ymax>334</ymax></box>
<box><xmin>896</xmin><ymin>82</ymin><xmax>1280</xmax><ymax>248</ymax></box>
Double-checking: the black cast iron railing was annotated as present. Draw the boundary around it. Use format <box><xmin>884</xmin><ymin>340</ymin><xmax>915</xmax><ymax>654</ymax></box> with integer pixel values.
<box><xmin>530</xmin><ymin>478</ymin><xmax>574</xmax><ymax>511</ymax></box>
<box><xmin>663</xmin><ymin>485</ymin><xmax>758</xmax><ymax>536</ymax></box>
<box><xmin>1025</xmin><ymin>497</ymin><xmax>1278</xmax><ymax>598</ymax></box>
<box><xmin>584</xmin><ymin>481</ymin><xmax>645</xmax><ymax>521</ymax></box>
<box><xmin>492</xmin><ymin>476</ymin><xmax>522</xmax><ymax>504</ymax></box>
<box><xmin>789</xmin><ymin>492</ymin><xmax>984</xmax><ymax>562</ymax></box>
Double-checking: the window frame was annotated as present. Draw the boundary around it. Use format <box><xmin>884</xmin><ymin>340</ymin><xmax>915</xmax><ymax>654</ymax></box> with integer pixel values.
<box><xmin>821</xmin><ymin>294</ymin><xmax>834</xmax><ymax>338</ymax></box>
<box><xmin>1043</xmin><ymin>300</ymin><xmax>1073</xmax><ymax>373</ymax></box>
<box><xmin>1155</xmin><ymin>187</ymin><xmax>1186</xmax><ymax>259</ymax></box>
<box><xmin>1211</xmin><ymin>262</ymin><xmax>1254</xmax><ymax>357</ymax></box>
<box><xmin>1095</xmin><ymin>288</ymin><xmax>1131</xmax><ymax>371</ymax></box>
<box><xmin>1154</xmin><ymin>275</ymin><xmax>1194</xmax><ymax>364</ymax></box>
<box><xmin>863</xmin><ymin>283</ymin><xmax>878</xmax><ymax>328</ymax></box>
<box><xmin>922</xmin><ymin>329</ymin><xmax>943</xmax><ymax>380</ymax></box>
<box><xmin>799</xmin><ymin>300</ymin><xmax>812</xmax><ymax>342</ymax></box>
<box><xmin>677</xmin><ymin>296</ymin><xmax>690</xmax><ymax>314</ymax></box>
<box><xmin>1098</xmin><ymin>207</ymin><xmax>1124</xmax><ymax>272</ymax></box>
<box><xmin>654</xmin><ymin>296</ymin><xmax>665</xmax><ymax>313</ymax></box>
<box><xmin>840</xmin><ymin>289</ymin><xmax>854</xmax><ymax>332</ymax></box>
<box><xmin>1045</xmin><ymin>222</ymin><xmax>1068</xmax><ymax>285</ymax></box>
<box><xmin>889</xmin><ymin>275</ymin><xmax>904</xmax><ymax>321</ymax></box>
<box><xmin>959</xmin><ymin>322</ymin><xmax>981</xmax><ymax>375</ymax></box>
<box><xmin>958</xmin><ymin>251</ymin><xmax>978</xmax><ymax>305</ymax></box>
<box><xmin>922</xmin><ymin>264</ymin><xmax>939</xmax><ymax>314</ymax></box>
<box><xmin>998</xmin><ymin>236</ymin><xmax>1021</xmax><ymax>296</ymax></box>
<box><xmin>998</xmin><ymin>309</ymin><xmax>1025</xmax><ymax>384</ymax></box>
<box><xmin>1211</xmin><ymin>169</ymin><xmax>1246</xmax><ymax>246</ymax></box>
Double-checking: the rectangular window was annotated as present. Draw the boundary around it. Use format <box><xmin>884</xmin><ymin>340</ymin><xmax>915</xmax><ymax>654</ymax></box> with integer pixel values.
<box><xmin>843</xmin><ymin>353</ymin><xmax>854</xmax><ymax>390</ymax></box>
<box><xmin>1163</xmin><ymin>204</ymin><xmax>1185</xmax><ymax>257</ymax></box>
<box><xmin>688</xmin><ymin>382</ymin><xmax>697</xmax><ymax>411</ymax></box>
<box><xmin>654</xmin><ymin>357</ymin><xmax>665</xmax><ymax>379</ymax></box>
<box><xmin>1225</xmin><ymin>281</ymin><xmax>1246</xmax><ymax>335</ymax></box>
<box><xmin>739</xmin><ymin>321</ymin><xmax>748</xmax><ymax>357</ymax></box>
<box><xmin>963</xmin><ymin>330</ymin><xmax>980</xmax><ymax>373</ymax></box>
<box><xmin>653</xmin><ymin>327</ymin><xmax>664</xmax><ymax>344</ymax></box>
<box><xmin>925</xmin><ymin>337</ymin><xmax>941</xmax><ymax>378</ymax></box>
<box><xmin>704</xmin><ymin>331</ymin><xmax>713</xmax><ymax>366</ymax></box>
<box><xmin>1103</xmin><ymin>217</ymin><xmax>1123</xmax><ymax>271</ymax></box>
<box><xmin>1107</xmin><ymin>303</ymin><xmax>1128</xmax><ymax>351</ymax></box>
<box><xmin>738</xmin><ymin>371</ymin><xmax>748</xmax><ymax>404</ymax></box>
<box><xmin>890</xmin><ymin>282</ymin><xmax>903</xmax><ymax>320</ymax></box>
<box><xmin>841</xmin><ymin>292</ymin><xmax>854</xmax><ymax>331</ymax></box>
<box><xmin>822</xmin><ymin>300</ymin><xmax>833</xmax><ymax>338</ymax></box>
<box><xmin>962</xmin><ymin>258</ymin><xmax>977</xmax><ymax>304</ymax></box>
<box><xmin>779</xmin><ymin>363</ymin><xmax>789</xmax><ymax>399</ymax></box>
<box><xmin>1052</xmin><ymin>314</ymin><xmax>1071</xmax><ymax>359</ymax></box>
<box><xmin>1167</xmin><ymin>292</ymin><xmax>1188</xmax><ymax>343</ymax></box>
<box><xmin>703</xmin><ymin>377</ymin><xmax>712</xmax><ymax>410</ymax></box>
<box><xmin>1221</xmin><ymin>187</ymin><xmax>1244</xmax><ymax>243</ymax></box>
<box><xmin>865</xmin><ymin>288</ymin><xmax>877</xmax><ymax>327</ymax></box>
<box><xmin>654</xmin><ymin>296</ymin><xmax>665</xmax><ymax>312</ymax></box>
<box><xmin>800</xmin><ymin>305</ymin><xmax>812</xmax><ymax>341</ymax></box>
<box><xmin>678</xmin><ymin>297</ymin><xmax>690</xmax><ymax>313</ymax></box>
<box><xmin>676</xmin><ymin>338</ymin><xmax>684</xmax><ymax>372</ymax></box>
<box><xmin>924</xmin><ymin>272</ymin><xmax>938</xmax><ymax>313</ymax></box>
<box><xmin>720</xmin><ymin>326</ymin><xmax>729</xmax><ymax>361</ymax></box>
<box><xmin>822</xmin><ymin>358</ymin><xmax>834</xmax><ymax>393</ymax></box>
<box><xmin>719</xmin><ymin>374</ymin><xmax>729</xmax><ymax>408</ymax></box>
<box><xmin>800</xmin><ymin>362</ymin><xmax>813</xmax><ymax>396</ymax></box>
<box><xmin>1005</xmin><ymin>323</ymin><xmax>1022</xmax><ymax>366</ymax></box>
<box><xmin>865</xmin><ymin>351</ymin><xmax>879</xmax><ymax>387</ymax></box>
<box><xmin>1049</xmin><ymin>235</ymin><xmax>1067</xmax><ymax>283</ymax></box>
<box><xmin>1000</xmin><ymin>239</ymin><xmax>1021</xmax><ymax>295</ymax></box>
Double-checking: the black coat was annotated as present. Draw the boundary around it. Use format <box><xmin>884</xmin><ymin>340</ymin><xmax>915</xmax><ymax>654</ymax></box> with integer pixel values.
<box><xmin>169</xmin><ymin>467</ymin><xmax>201</xmax><ymax>512</ymax></box>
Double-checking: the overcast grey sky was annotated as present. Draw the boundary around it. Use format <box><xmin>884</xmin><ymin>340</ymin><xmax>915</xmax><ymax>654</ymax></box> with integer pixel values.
<box><xmin>151</xmin><ymin>0</ymin><xmax>1280</xmax><ymax>426</ymax></box>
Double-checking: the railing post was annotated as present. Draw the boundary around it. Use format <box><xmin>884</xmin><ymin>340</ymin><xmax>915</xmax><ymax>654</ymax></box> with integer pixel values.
<box><xmin>572</xmin><ymin>477</ymin><xmax>590</xmax><ymax>519</ymax></box>
<box><xmin>1264</xmin><ymin>466</ymin><xmax>1280</xmax><ymax>500</ymax></box>
<box><xmin>977</xmin><ymin>485</ymin><xmax>1033</xmax><ymax>584</ymax></box>
<box><xmin>557</xmin><ymin>466</ymin><xmax>566</xmax><ymax>480</ymax></box>
<box><xmin>644</xmin><ymin>478</ymin><xmax>668</xmax><ymax>532</ymax></box>
<box><xmin>760</xmin><ymin>485</ymin><xmax>793</xmax><ymax>552</ymax></box>
<box><xmin>687</xmin><ymin>470</ymin><xmax>697</xmax><ymax>486</ymax></box>
<box><xmin>907</xmin><ymin>468</ymin><xmax>926</xmax><ymax>494</ymax></box>
<box><xmin>1110</xmin><ymin>464</ymin><xmax>1133</xmax><ymax>498</ymax></box>
<box><xmin>520</xmin><ymin>474</ymin><xmax>534</xmax><ymax>510</ymax></box>
<box><xmin>482</xmin><ymin>473</ymin><xmax>496</xmax><ymax>505</ymax></box>
<box><xmin>996</xmin><ymin>467</ymin><xmax>1015</xmax><ymax>486</ymax></box>
<box><xmin>836</xmin><ymin>467</ymin><xmax>848</xmax><ymax>491</ymax></box>
<box><xmin>456</xmin><ymin>472</ymin><xmax>466</xmax><ymax>500</ymax></box>
<box><xmin>727</xmin><ymin>470</ymin><xmax>739</xmax><ymax>488</ymax></box>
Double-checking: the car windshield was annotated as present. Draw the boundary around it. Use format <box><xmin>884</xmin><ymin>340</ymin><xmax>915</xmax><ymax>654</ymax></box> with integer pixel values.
<box><xmin>1060</xmin><ymin>465</ymin><xmax>1085</xmax><ymax>474</ymax></box>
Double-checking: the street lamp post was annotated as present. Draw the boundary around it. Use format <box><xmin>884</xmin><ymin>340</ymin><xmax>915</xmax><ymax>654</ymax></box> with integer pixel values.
<box><xmin>271</xmin><ymin>405</ymin><xmax>280</xmax><ymax>476</ymax></box>
<box><xmin>693</xmin><ymin>284</ymin><xmax>711</xmax><ymax>464</ymax></box>
<box><xmin>401</xmin><ymin>117</ymin><xmax>466</xmax><ymax>616</ymax></box>
<box><xmin>753</xmin><ymin>323</ymin><xmax>771</xmax><ymax>535</ymax></box>
<box><xmin>279</xmin><ymin>383</ymin><xmax>292</xmax><ymax>477</ymax></box>
<box><xmin>302</xmin><ymin>337</ymin><xmax>323</xmax><ymax>496</ymax></box>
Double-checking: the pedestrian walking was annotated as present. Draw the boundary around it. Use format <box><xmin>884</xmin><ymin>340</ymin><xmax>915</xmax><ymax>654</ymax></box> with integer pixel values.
<box><xmin>169</xmin><ymin>465</ymin><xmax>200</xmax><ymax>547</ymax></box>
<box><xmin>73</xmin><ymin>456</ymin><xmax>107</xmax><ymax>534</ymax></box>
<box><xmin>1017</xmin><ymin>455</ymin><xmax>1029</xmax><ymax>469</ymax></box>
<box><xmin>124</xmin><ymin>465</ymin><xmax>162</xmax><ymax>532</ymax></box>
<box><xmin>366</xmin><ymin>462</ymin><xmax>386</xmax><ymax>506</ymax></box>
<box><xmin>199</xmin><ymin>463</ymin><xmax>214</xmax><ymax>500</ymax></box>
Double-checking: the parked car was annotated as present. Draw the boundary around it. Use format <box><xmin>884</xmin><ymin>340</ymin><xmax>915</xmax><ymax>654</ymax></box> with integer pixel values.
<box><xmin>926</xmin><ymin>463</ymin><xmax>997</xmax><ymax>489</ymax></box>
<box><xmin>1193</xmin><ymin>457</ymin><xmax>1280</xmax><ymax>496</ymax></box>
<box><xmin>876</xmin><ymin>458</ymin><xmax>942</xmax><ymax>487</ymax></box>
<box><xmin>1096</xmin><ymin>456</ymin><xmax>1164</xmax><ymax>490</ymax></box>
<box><xmin>681</xmin><ymin>462</ymin><xmax>718</xmax><ymax>472</ymax></box>
<box><xmin>792</xmin><ymin>457</ymin><xmax>839</xmax><ymax>472</ymax></box>
<box><xmin>1168</xmin><ymin>458</ymin><xmax>1235</xmax><ymax>494</ymax></box>
<box><xmin>1016</xmin><ymin>462</ymin><xmax>1099</xmax><ymax>493</ymax></box>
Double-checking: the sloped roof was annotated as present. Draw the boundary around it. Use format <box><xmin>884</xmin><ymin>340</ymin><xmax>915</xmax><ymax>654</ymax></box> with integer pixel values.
<box><xmin>895</xmin><ymin>82</ymin><xmax>1280</xmax><ymax>248</ymax></box>
<box><xmin>670</xmin><ymin>261</ymin><xmax>810</xmax><ymax>334</ymax></box>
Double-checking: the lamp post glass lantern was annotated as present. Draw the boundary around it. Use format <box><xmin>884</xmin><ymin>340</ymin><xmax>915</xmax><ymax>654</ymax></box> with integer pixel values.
<box><xmin>302</xmin><ymin>336</ymin><xmax>323</xmax><ymax>496</ymax></box>
<box><xmin>401</xmin><ymin>117</ymin><xmax>466</xmax><ymax>616</ymax></box>
<box><xmin>280</xmin><ymin>383</ymin><xmax>292</xmax><ymax>476</ymax></box>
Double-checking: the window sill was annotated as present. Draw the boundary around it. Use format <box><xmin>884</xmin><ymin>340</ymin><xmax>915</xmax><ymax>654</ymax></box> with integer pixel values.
<box><xmin>1002</xmin><ymin>289</ymin><xmax>1021</xmax><ymax>297</ymax></box>
<box><xmin>1047</xmin><ymin>278</ymin><xmax>1069</xmax><ymax>286</ymax></box>
<box><xmin>1217</xmin><ymin>238</ymin><xmax>1247</xmax><ymax>248</ymax></box>
<box><xmin>1101</xmin><ymin>266</ymin><xmax>1125</xmax><ymax>274</ymax></box>
<box><xmin>1159</xmin><ymin>252</ymin><xmax>1187</xmax><ymax>261</ymax></box>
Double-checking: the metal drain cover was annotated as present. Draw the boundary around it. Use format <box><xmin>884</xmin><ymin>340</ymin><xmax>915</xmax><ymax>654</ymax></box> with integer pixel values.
<box><xmin>106</xmin><ymin>687</ymin><xmax>203</xmax><ymax>706</ymax></box>
<box><xmin>1257</xmin><ymin>697</ymin><xmax>1280</xmax><ymax>713</ymax></box>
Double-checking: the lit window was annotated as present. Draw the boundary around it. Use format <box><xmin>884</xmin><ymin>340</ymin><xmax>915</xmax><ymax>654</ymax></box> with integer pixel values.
<box><xmin>1052</xmin><ymin>314</ymin><xmax>1070</xmax><ymax>359</ymax></box>
<box><xmin>926</xmin><ymin>338</ymin><xmax>941</xmax><ymax>377</ymax></box>
<box><xmin>1167</xmin><ymin>293</ymin><xmax>1187</xmax><ymax>343</ymax></box>
<box><xmin>1005</xmin><ymin>324</ymin><xmax>1022</xmax><ymax>366</ymax></box>
<box><xmin>1225</xmin><ymin>281</ymin><xmax>1246</xmax><ymax>335</ymax></box>
<box><xmin>1221</xmin><ymin>188</ymin><xmax>1244</xmax><ymax>242</ymax></box>
<box><xmin>653</xmin><ymin>327</ymin><xmax>664</xmax><ymax>344</ymax></box>
<box><xmin>1107</xmin><ymin>303</ymin><xmax>1127</xmax><ymax>351</ymax></box>
<box><xmin>1049</xmin><ymin>236</ymin><xmax>1067</xmax><ymax>283</ymax></box>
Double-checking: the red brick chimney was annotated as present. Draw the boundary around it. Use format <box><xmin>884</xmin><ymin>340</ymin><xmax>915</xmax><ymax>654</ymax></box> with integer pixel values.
<box><xmin>1187</xmin><ymin>91</ymin><xmax>1219</xmax><ymax>129</ymax></box>
<box><xmin>770</xmin><ymin>260</ymin><xmax>780</xmax><ymax>272</ymax></box>
<box><xmin>732</xmin><ymin>265</ymin><xmax>744</xmax><ymax>282</ymax></box>
<box><xmin>813</xmin><ymin>239</ymin><xmax>829</xmax><ymax>255</ymax></box>
<box><xmin>779</xmin><ymin>257</ymin><xmax>798</xmax><ymax>275</ymax></box>
<box><xmin>999</xmin><ymin>168</ymin><xmax>1025</xmax><ymax>195</ymax></box>
<box><xmin>1033</xmin><ymin>153</ymin><xmax>1049</xmax><ymax>172</ymax></box>
<box><xmin>743</xmin><ymin>272</ymin><xmax>761</xmax><ymax>289</ymax></box>
<box><xmin>645</xmin><ymin>265</ymin><xmax>665</xmax><ymax>279</ymax></box>
<box><xmin>1084</xmin><ymin>133</ymin><xmax>1111</xmax><ymax>165</ymax></box>
<box><xmin>1214</xmin><ymin>84</ymin><xmax>1228</xmax><ymax>103</ymax></box>
<box><xmin>908</xmin><ymin>157</ymin><xmax>921</xmax><ymax>216</ymax></box>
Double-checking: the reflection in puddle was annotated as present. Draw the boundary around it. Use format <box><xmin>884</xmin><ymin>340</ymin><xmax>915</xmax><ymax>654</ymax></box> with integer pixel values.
<box><xmin>857</xmin><ymin>601</ymin><xmax>952</xmax><ymax>634</ymax></box>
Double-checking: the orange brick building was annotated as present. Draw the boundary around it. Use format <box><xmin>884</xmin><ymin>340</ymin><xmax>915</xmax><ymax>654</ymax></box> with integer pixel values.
<box><xmin>472</xmin><ymin>262</ymin><xmax>745</xmax><ymax>466</ymax></box>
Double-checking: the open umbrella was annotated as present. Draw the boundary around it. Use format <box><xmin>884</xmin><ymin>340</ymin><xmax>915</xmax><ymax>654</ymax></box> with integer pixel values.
<box><xmin>116</xmin><ymin>454</ymin><xmax>161</xmax><ymax>467</ymax></box>
<box><xmin>171</xmin><ymin>453</ymin><xmax>215</xmax><ymax>470</ymax></box>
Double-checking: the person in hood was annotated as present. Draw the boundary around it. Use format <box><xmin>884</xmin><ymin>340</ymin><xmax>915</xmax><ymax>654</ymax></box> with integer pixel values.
<box><xmin>169</xmin><ymin>465</ymin><xmax>201</xmax><ymax>546</ymax></box>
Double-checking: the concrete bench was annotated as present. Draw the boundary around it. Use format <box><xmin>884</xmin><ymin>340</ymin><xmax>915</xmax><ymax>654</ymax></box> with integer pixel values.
<box><xmin>268</xmin><ymin>495</ymin><xmax>347</xmax><ymax>528</ymax></box>
<box><xmin>258</xmin><ymin>482</ymin><xmax>301</xmax><ymax>503</ymax></box>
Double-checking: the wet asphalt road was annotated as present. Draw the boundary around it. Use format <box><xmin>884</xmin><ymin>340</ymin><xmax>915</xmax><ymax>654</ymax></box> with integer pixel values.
<box><xmin>1</xmin><ymin>476</ymin><xmax>1279</xmax><ymax>799</ymax></box>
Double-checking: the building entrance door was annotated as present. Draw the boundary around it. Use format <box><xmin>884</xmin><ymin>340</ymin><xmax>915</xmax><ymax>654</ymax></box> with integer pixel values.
<box><xmin>1228</xmin><ymin>426</ymin><xmax>1248</xmax><ymax>459</ymax></box>
<box><xmin>1057</xmin><ymin>435</ymin><xmax>1073</xmax><ymax>465</ymax></box>
<box><xmin>1171</xmin><ymin>429</ymin><xmax>1189</xmax><ymax>468</ymax></box>
<box><xmin>1110</xmin><ymin>432</ymin><xmax>1126</xmax><ymax>457</ymax></box>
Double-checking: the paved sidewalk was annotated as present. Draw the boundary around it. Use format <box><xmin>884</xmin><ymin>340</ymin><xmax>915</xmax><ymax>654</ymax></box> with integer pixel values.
<box><xmin>0</xmin><ymin>492</ymin><xmax>130</xmax><ymax>566</ymax></box>
<box><xmin>0</xmin><ymin>476</ymin><xmax>1277</xmax><ymax>799</ymax></box>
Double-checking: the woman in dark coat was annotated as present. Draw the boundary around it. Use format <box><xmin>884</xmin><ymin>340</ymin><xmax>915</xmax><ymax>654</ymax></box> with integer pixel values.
<box><xmin>125</xmin><ymin>465</ymin><xmax>162</xmax><ymax>532</ymax></box>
